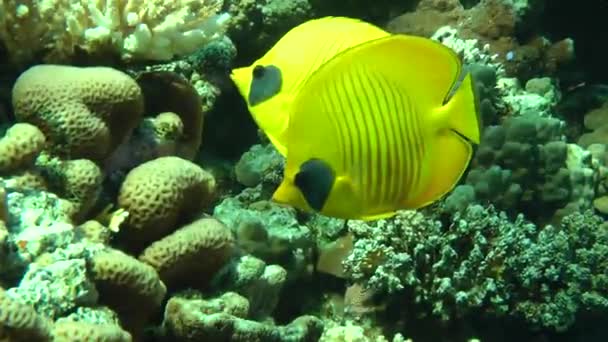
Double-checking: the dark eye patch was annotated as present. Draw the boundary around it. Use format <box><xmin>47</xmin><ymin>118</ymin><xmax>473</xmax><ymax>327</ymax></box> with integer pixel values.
<box><xmin>294</xmin><ymin>158</ymin><xmax>335</xmax><ymax>211</ymax></box>
<box><xmin>248</xmin><ymin>64</ymin><xmax>282</xmax><ymax>106</ymax></box>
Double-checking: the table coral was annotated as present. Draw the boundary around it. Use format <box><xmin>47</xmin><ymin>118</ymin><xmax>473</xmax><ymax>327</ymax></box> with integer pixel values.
<box><xmin>12</xmin><ymin>65</ymin><xmax>144</xmax><ymax>161</ymax></box>
<box><xmin>0</xmin><ymin>0</ymin><xmax>230</xmax><ymax>64</ymax></box>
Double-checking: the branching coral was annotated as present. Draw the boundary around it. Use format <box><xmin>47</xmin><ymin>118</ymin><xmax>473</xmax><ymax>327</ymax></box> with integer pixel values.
<box><xmin>0</xmin><ymin>0</ymin><xmax>230</xmax><ymax>64</ymax></box>
<box><xmin>343</xmin><ymin>206</ymin><xmax>608</xmax><ymax>331</ymax></box>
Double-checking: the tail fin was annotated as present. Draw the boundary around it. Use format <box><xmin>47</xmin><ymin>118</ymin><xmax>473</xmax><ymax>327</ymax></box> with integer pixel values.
<box><xmin>444</xmin><ymin>72</ymin><xmax>482</xmax><ymax>144</ymax></box>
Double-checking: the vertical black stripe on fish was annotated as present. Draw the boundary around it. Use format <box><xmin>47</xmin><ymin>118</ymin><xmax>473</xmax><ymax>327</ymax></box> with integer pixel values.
<box><xmin>393</xmin><ymin>83</ymin><xmax>415</xmax><ymax>197</ymax></box>
<box><xmin>338</xmin><ymin>66</ymin><xmax>361</xmax><ymax>177</ymax></box>
<box><xmin>349</xmin><ymin>65</ymin><xmax>374</xmax><ymax>205</ymax></box>
<box><xmin>328</xmin><ymin>74</ymin><xmax>353</xmax><ymax>169</ymax></box>
<box><xmin>320</xmin><ymin>88</ymin><xmax>345</xmax><ymax>168</ymax></box>
<box><xmin>375</xmin><ymin>73</ymin><xmax>399</xmax><ymax>205</ymax></box>
<box><xmin>404</xmin><ymin>92</ymin><xmax>421</xmax><ymax>194</ymax></box>
<box><xmin>374</xmin><ymin>73</ymin><xmax>395</xmax><ymax>206</ymax></box>
<box><xmin>360</xmin><ymin>66</ymin><xmax>389</xmax><ymax>206</ymax></box>
<box><xmin>330</xmin><ymin>74</ymin><xmax>355</xmax><ymax>173</ymax></box>
<box><xmin>411</xmin><ymin>101</ymin><xmax>426</xmax><ymax>187</ymax></box>
<box><xmin>324</xmin><ymin>73</ymin><xmax>351</xmax><ymax>171</ymax></box>
<box><xmin>388</xmin><ymin>82</ymin><xmax>410</xmax><ymax>202</ymax></box>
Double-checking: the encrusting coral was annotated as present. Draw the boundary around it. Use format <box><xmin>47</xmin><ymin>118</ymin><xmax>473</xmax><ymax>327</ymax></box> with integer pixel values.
<box><xmin>0</xmin><ymin>0</ymin><xmax>231</xmax><ymax>64</ymax></box>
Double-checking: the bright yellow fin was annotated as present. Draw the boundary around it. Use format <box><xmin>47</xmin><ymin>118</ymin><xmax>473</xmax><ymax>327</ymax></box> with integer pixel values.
<box><xmin>413</xmin><ymin>72</ymin><xmax>480</xmax><ymax>206</ymax></box>
<box><xmin>443</xmin><ymin>72</ymin><xmax>481</xmax><ymax>144</ymax></box>
<box><xmin>410</xmin><ymin>132</ymin><xmax>473</xmax><ymax>207</ymax></box>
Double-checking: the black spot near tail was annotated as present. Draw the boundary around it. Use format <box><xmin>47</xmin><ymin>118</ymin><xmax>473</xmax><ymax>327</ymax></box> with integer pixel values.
<box><xmin>294</xmin><ymin>159</ymin><xmax>335</xmax><ymax>212</ymax></box>
<box><xmin>248</xmin><ymin>64</ymin><xmax>282</xmax><ymax>106</ymax></box>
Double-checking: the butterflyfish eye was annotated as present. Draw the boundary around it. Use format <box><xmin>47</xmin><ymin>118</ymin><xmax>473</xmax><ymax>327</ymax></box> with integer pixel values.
<box><xmin>252</xmin><ymin>65</ymin><xmax>266</xmax><ymax>78</ymax></box>
<box><xmin>248</xmin><ymin>64</ymin><xmax>282</xmax><ymax>106</ymax></box>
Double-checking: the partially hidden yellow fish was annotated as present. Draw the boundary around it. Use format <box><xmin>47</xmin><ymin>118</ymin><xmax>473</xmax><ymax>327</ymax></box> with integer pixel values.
<box><xmin>230</xmin><ymin>16</ymin><xmax>389</xmax><ymax>156</ymax></box>
<box><xmin>271</xmin><ymin>34</ymin><xmax>481</xmax><ymax>220</ymax></box>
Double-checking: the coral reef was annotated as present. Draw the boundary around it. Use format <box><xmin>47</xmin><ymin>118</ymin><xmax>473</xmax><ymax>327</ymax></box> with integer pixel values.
<box><xmin>211</xmin><ymin>254</ymin><xmax>288</xmax><ymax>319</ymax></box>
<box><xmin>0</xmin><ymin>123</ymin><xmax>45</xmax><ymax>174</ymax></box>
<box><xmin>0</xmin><ymin>287</ymin><xmax>52</xmax><ymax>341</ymax></box>
<box><xmin>445</xmin><ymin>111</ymin><xmax>599</xmax><ymax>223</ymax></box>
<box><xmin>0</xmin><ymin>0</ymin><xmax>230</xmax><ymax>64</ymax></box>
<box><xmin>1</xmin><ymin>0</ymin><xmax>608</xmax><ymax>341</ymax></box>
<box><xmin>343</xmin><ymin>206</ymin><xmax>608</xmax><ymax>331</ymax></box>
<box><xmin>214</xmin><ymin>186</ymin><xmax>314</xmax><ymax>279</ymax></box>
<box><xmin>12</xmin><ymin>65</ymin><xmax>144</xmax><ymax>161</ymax></box>
<box><xmin>386</xmin><ymin>0</ymin><xmax>573</xmax><ymax>80</ymax></box>
<box><xmin>162</xmin><ymin>291</ymin><xmax>323</xmax><ymax>341</ymax></box>
<box><xmin>116</xmin><ymin>156</ymin><xmax>216</xmax><ymax>250</ymax></box>
<box><xmin>139</xmin><ymin>217</ymin><xmax>235</xmax><ymax>288</ymax></box>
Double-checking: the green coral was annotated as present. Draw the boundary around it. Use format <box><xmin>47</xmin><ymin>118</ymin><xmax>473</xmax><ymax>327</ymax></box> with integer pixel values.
<box><xmin>446</xmin><ymin>113</ymin><xmax>598</xmax><ymax>221</ymax></box>
<box><xmin>343</xmin><ymin>205</ymin><xmax>608</xmax><ymax>331</ymax></box>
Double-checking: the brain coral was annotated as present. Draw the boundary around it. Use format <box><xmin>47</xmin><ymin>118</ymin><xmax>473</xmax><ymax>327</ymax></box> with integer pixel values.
<box><xmin>117</xmin><ymin>156</ymin><xmax>216</xmax><ymax>249</ymax></box>
<box><xmin>0</xmin><ymin>287</ymin><xmax>52</xmax><ymax>341</ymax></box>
<box><xmin>139</xmin><ymin>217</ymin><xmax>235</xmax><ymax>288</ymax></box>
<box><xmin>0</xmin><ymin>0</ymin><xmax>229</xmax><ymax>64</ymax></box>
<box><xmin>12</xmin><ymin>65</ymin><xmax>143</xmax><ymax>161</ymax></box>
<box><xmin>88</xmin><ymin>248</ymin><xmax>166</xmax><ymax>335</ymax></box>
<box><xmin>51</xmin><ymin>321</ymin><xmax>132</xmax><ymax>342</ymax></box>
<box><xmin>0</xmin><ymin>123</ymin><xmax>45</xmax><ymax>174</ymax></box>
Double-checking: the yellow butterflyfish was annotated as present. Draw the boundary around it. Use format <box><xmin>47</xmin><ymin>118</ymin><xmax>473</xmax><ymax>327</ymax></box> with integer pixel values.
<box><xmin>271</xmin><ymin>34</ymin><xmax>481</xmax><ymax>220</ymax></box>
<box><xmin>230</xmin><ymin>16</ymin><xmax>389</xmax><ymax>156</ymax></box>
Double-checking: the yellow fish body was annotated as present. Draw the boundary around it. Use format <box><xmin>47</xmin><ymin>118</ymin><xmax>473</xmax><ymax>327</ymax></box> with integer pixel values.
<box><xmin>272</xmin><ymin>34</ymin><xmax>481</xmax><ymax>220</ymax></box>
<box><xmin>230</xmin><ymin>16</ymin><xmax>389</xmax><ymax>155</ymax></box>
